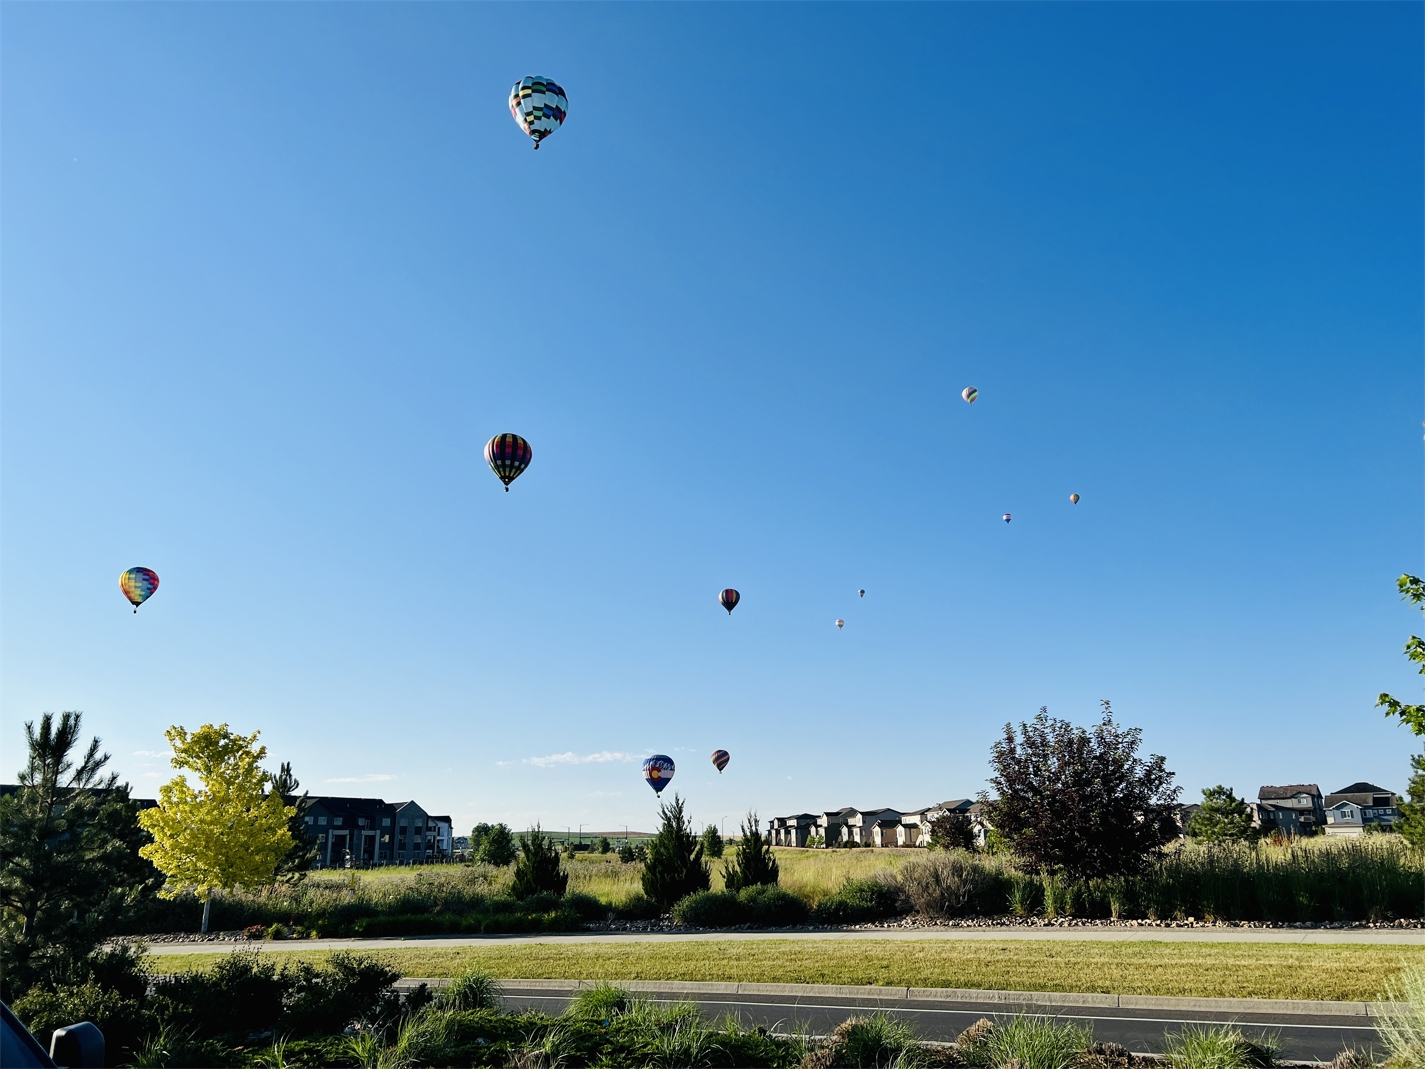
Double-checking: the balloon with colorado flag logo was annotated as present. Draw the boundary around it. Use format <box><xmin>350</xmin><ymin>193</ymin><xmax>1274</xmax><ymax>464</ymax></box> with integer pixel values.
<box><xmin>643</xmin><ymin>755</ymin><xmax>675</xmax><ymax>795</ymax></box>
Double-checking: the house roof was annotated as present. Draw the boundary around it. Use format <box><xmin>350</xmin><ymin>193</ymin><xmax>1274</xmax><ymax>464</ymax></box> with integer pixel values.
<box><xmin>429</xmin><ymin>815</ymin><xmax>453</xmax><ymax>824</ymax></box>
<box><xmin>1332</xmin><ymin>782</ymin><xmax>1391</xmax><ymax>796</ymax></box>
<box><xmin>1258</xmin><ymin>784</ymin><xmax>1321</xmax><ymax>800</ymax></box>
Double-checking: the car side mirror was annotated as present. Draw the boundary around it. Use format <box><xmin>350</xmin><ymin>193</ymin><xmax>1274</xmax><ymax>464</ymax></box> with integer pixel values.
<box><xmin>49</xmin><ymin>1022</ymin><xmax>103</xmax><ymax>1069</ymax></box>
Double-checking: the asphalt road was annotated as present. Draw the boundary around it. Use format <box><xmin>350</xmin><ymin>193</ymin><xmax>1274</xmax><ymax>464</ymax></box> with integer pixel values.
<box><xmin>497</xmin><ymin>984</ymin><xmax>1380</xmax><ymax>1063</ymax></box>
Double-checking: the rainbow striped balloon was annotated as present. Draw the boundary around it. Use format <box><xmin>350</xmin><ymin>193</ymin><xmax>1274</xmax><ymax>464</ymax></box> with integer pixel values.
<box><xmin>120</xmin><ymin>567</ymin><xmax>160</xmax><ymax>613</ymax></box>
<box><xmin>711</xmin><ymin>749</ymin><xmax>730</xmax><ymax>773</ymax></box>
<box><xmin>485</xmin><ymin>433</ymin><xmax>533</xmax><ymax>491</ymax></box>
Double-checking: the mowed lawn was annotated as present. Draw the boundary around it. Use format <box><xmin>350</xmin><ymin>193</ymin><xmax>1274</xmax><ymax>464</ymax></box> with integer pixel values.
<box><xmin>151</xmin><ymin>939</ymin><xmax>1423</xmax><ymax>1001</ymax></box>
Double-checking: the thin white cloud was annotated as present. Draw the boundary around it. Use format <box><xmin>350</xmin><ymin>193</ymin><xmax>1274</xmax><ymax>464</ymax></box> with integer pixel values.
<box><xmin>325</xmin><ymin>774</ymin><xmax>397</xmax><ymax>783</ymax></box>
<box><xmin>142</xmin><ymin>771</ymin><xmax>160</xmax><ymax>778</ymax></box>
<box><xmin>133</xmin><ymin>750</ymin><xmax>171</xmax><ymax>758</ymax></box>
<box><xmin>525</xmin><ymin>751</ymin><xmax>637</xmax><ymax>769</ymax></box>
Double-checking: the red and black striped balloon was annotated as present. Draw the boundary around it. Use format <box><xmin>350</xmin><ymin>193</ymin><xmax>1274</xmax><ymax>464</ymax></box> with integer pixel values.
<box><xmin>718</xmin><ymin>588</ymin><xmax>740</xmax><ymax>614</ymax></box>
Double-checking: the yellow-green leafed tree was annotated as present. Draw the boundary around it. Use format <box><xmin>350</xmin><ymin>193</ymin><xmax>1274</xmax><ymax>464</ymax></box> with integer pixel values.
<box><xmin>137</xmin><ymin>724</ymin><xmax>295</xmax><ymax>933</ymax></box>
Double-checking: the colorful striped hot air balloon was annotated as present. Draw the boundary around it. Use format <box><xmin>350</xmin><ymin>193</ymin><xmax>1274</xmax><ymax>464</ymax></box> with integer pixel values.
<box><xmin>1070</xmin><ymin>494</ymin><xmax>1080</xmax><ymax>504</ymax></box>
<box><xmin>120</xmin><ymin>567</ymin><xmax>160</xmax><ymax>613</ymax></box>
<box><xmin>962</xmin><ymin>387</ymin><xmax>978</xmax><ymax>404</ymax></box>
<box><xmin>711</xmin><ymin>749</ymin><xmax>730</xmax><ymax>773</ymax></box>
<box><xmin>509</xmin><ymin>76</ymin><xmax>568</xmax><ymax>149</ymax></box>
<box><xmin>485</xmin><ymin>433</ymin><xmax>532</xmax><ymax>491</ymax></box>
<box><xmin>643</xmin><ymin>755</ymin><xmax>675</xmax><ymax>795</ymax></box>
<box><xmin>719</xmin><ymin>589</ymin><xmax>740</xmax><ymax>615</ymax></box>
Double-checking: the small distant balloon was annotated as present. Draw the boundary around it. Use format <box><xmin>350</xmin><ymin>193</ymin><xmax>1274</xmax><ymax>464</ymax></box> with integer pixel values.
<box><xmin>835</xmin><ymin>619</ymin><xmax>845</xmax><ymax>630</ymax></box>
<box><xmin>719</xmin><ymin>588</ymin><xmax>740</xmax><ymax>615</ymax></box>
<box><xmin>1070</xmin><ymin>493</ymin><xmax>1080</xmax><ymax>504</ymax></box>
<box><xmin>643</xmin><ymin>755</ymin><xmax>675</xmax><ymax>795</ymax></box>
<box><xmin>711</xmin><ymin>749</ymin><xmax>730</xmax><ymax>773</ymax></box>
<box><xmin>858</xmin><ymin>589</ymin><xmax>865</xmax><ymax>598</ymax></box>
<box><xmin>962</xmin><ymin>387</ymin><xmax>978</xmax><ymax>404</ymax></box>
<box><xmin>509</xmin><ymin>76</ymin><xmax>567</xmax><ymax>149</ymax></box>
<box><xmin>1002</xmin><ymin>513</ymin><xmax>1012</xmax><ymax>523</ymax></box>
<box><xmin>119</xmin><ymin>567</ymin><xmax>159</xmax><ymax>613</ymax></box>
<box><xmin>485</xmin><ymin>433</ymin><xmax>532</xmax><ymax>491</ymax></box>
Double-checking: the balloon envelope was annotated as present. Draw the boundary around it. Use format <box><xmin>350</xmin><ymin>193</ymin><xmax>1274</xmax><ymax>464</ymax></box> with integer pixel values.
<box><xmin>509</xmin><ymin>76</ymin><xmax>567</xmax><ymax>148</ymax></box>
<box><xmin>719</xmin><ymin>588</ymin><xmax>740</xmax><ymax>614</ymax></box>
<box><xmin>962</xmin><ymin>387</ymin><xmax>978</xmax><ymax>404</ymax></box>
<box><xmin>1070</xmin><ymin>494</ymin><xmax>1080</xmax><ymax>504</ymax></box>
<box><xmin>643</xmin><ymin>755</ymin><xmax>675</xmax><ymax>794</ymax></box>
<box><xmin>835</xmin><ymin>619</ymin><xmax>845</xmax><ymax>629</ymax></box>
<box><xmin>1002</xmin><ymin>513</ymin><xmax>1012</xmax><ymax>523</ymax></box>
<box><xmin>711</xmin><ymin>749</ymin><xmax>730</xmax><ymax>773</ymax></box>
<box><xmin>858</xmin><ymin>589</ymin><xmax>865</xmax><ymax>597</ymax></box>
<box><xmin>120</xmin><ymin>567</ymin><xmax>159</xmax><ymax>612</ymax></box>
<box><xmin>485</xmin><ymin>433</ymin><xmax>533</xmax><ymax>490</ymax></box>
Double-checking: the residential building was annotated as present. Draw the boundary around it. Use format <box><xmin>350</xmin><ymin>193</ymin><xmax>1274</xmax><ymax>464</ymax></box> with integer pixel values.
<box><xmin>303</xmin><ymin>796</ymin><xmax>397</xmax><ymax>868</ymax></box>
<box><xmin>898</xmin><ymin>799</ymin><xmax>975</xmax><ymax>847</ymax></box>
<box><xmin>1323</xmin><ymin>783</ymin><xmax>1399</xmax><ymax>837</ymax></box>
<box><xmin>768</xmin><ymin>813</ymin><xmax>818</xmax><ymax>847</ymax></box>
<box><xmin>429</xmin><ymin>815</ymin><xmax>454</xmax><ymax>858</ymax></box>
<box><xmin>1255</xmin><ymin>784</ymin><xmax>1325</xmax><ymax>836</ymax></box>
<box><xmin>394</xmin><ymin>800</ymin><xmax>432</xmax><ymax>862</ymax></box>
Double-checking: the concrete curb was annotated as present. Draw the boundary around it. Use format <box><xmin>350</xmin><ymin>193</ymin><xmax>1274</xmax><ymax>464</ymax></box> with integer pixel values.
<box><xmin>396</xmin><ymin>977</ymin><xmax>1401</xmax><ymax>1018</ymax></box>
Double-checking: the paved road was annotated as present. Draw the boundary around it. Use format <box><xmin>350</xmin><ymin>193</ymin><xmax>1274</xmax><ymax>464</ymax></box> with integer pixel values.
<box><xmin>495</xmin><ymin>983</ymin><xmax>1381</xmax><ymax>1063</ymax></box>
<box><xmin>142</xmin><ymin>926</ymin><xmax>1425</xmax><ymax>955</ymax></box>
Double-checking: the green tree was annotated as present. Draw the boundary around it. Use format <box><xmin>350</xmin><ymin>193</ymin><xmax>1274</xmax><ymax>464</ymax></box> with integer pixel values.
<box><xmin>271</xmin><ymin>762</ymin><xmax>317</xmax><ymax>881</ymax></box>
<box><xmin>927</xmin><ymin>811</ymin><xmax>974</xmax><ymax>851</ymax></box>
<box><xmin>641</xmin><ymin>795</ymin><xmax>710</xmax><ymax>909</ymax></box>
<box><xmin>983</xmin><ymin>702</ymin><xmax>1180</xmax><ymax>881</ymax></box>
<box><xmin>0</xmin><ymin>713</ymin><xmax>157</xmax><ymax>1000</ymax></box>
<box><xmin>617</xmin><ymin>839</ymin><xmax>637</xmax><ymax>864</ymax></box>
<box><xmin>1186</xmin><ymin>786</ymin><xmax>1259</xmax><ymax>843</ymax></box>
<box><xmin>138</xmin><ymin>724</ymin><xmax>295</xmax><ymax>934</ymax></box>
<box><xmin>722</xmin><ymin>812</ymin><xmax>778</xmax><ymax>892</ymax></box>
<box><xmin>471</xmin><ymin>823</ymin><xmax>516</xmax><ymax>867</ymax></box>
<box><xmin>596</xmin><ymin>836</ymin><xmax>612</xmax><ymax>855</ymax></box>
<box><xmin>1397</xmin><ymin>754</ymin><xmax>1425</xmax><ymax>849</ymax></box>
<box><xmin>511</xmin><ymin>826</ymin><xmax>568</xmax><ymax>899</ymax></box>
<box><xmin>699</xmin><ymin>824</ymin><xmax>725</xmax><ymax>859</ymax></box>
<box><xmin>1379</xmin><ymin>575</ymin><xmax>1425</xmax><ymax>733</ymax></box>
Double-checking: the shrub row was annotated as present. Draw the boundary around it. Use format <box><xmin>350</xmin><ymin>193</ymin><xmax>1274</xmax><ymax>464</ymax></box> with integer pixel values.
<box><xmin>672</xmin><ymin>885</ymin><xmax>809</xmax><ymax>927</ymax></box>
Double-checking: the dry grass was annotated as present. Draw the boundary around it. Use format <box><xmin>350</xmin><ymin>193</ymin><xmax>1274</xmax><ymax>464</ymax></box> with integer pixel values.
<box><xmin>149</xmin><ymin>938</ymin><xmax>1423</xmax><ymax>1001</ymax></box>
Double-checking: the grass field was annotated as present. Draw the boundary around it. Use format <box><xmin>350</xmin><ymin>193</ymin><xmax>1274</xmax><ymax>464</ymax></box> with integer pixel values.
<box><xmin>150</xmin><ymin>938</ymin><xmax>1425</xmax><ymax>1001</ymax></box>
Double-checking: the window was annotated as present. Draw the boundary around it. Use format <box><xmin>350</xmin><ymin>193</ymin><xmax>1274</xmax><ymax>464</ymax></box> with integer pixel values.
<box><xmin>318</xmin><ymin>816</ymin><xmax>327</xmax><ymax>825</ymax></box>
<box><xmin>383</xmin><ymin>818</ymin><xmax>391</xmax><ymax>826</ymax></box>
<box><xmin>334</xmin><ymin>817</ymin><xmax>343</xmax><ymax>826</ymax></box>
<box><xmin>305</xmin><ymin>817</ymin><xmax>313</xmax><ymax>824</ymax></box>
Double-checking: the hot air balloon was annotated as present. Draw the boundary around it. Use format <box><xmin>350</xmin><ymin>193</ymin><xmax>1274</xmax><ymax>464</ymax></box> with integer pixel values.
<box><xmin>711</xmin><ymin>749</ymin><xmax>730</xmax><ymax>773</ymax></box>
<box><xmin>835</xmin><ymin>619</ymin><xmax>845</xmax><ymax>630</ymax></box>
<box><xmin>1070</xmin><ymin>494</ymin><xmax>1080</xmax><ymax>504</ymax></box>
<box><xmin>509</xmin><ymin>76</ymin><xmax>567</xmax><ymax>149</ymax></box>
<box><xmin>1002</xmin><ymin>513</ymin><xmax>1012</xmax><ymax>523</ymax></box>
<box><xmin>643</xmin><ymin>755</ymin><xmax>675</xmax><ymax>795</ymax></box>
<box><xmin>719</xmin><ymin>589</ymin><xmax>740</xmax><ymax>614</ymax></box>
<box><xmin>858</xmin><ymin>589</ymin><xmax>865</xmax><ymax>598</ymax></box>
<box><xmin>485</xmin><ymin>433</ymin><xmax>532</xmax><ymax>491</ymax></box>
<box><xmin>962</xmin><ymin>387</ymin><xmax>978</xmax><ymax>404</ymax></box>
<box><xmin>119</xmin><ymin>567</ymin><xmax>160</xmax><ymax>613</ymax></box>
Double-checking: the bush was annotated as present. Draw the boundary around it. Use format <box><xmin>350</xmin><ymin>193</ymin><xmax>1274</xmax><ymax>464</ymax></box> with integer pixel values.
<box><xmin>700</xmin><ymin>825</ymin><xmax>725</xmax><ymax>859</ymax></box>
<box><xmin>822</xmin><ymin>1012</ymin><xmax>921</xmax><ymax>1068</ymax></box>
<box><xmin>899</xmin><ymin>851</ymin><xmax>1006</xmax><ymax>919</ymax></box>
<box><xmin>470</xmin><ymin>823</ymin><xmax>518</xmax><ymax>867</ymax></box>
<box><xmin>511</xmin><ymin>826</ymin><xmax>568</xmax><ymax>900</ymax></box>
<box><xmin>564</xmin><ymin>892</ymin><xmax>608</xmax><ymax>923</ymax></box>
<box><xmin>280</xmin><ymin>952</ymin><xmax>401</xmax><ymax>1036</ymax></box>
<box><xmin>14</xmin><ymin>981</ymin><xmax>153</xmax><ymax>1063</ymax></box>
<box><xmin>440</xmin><ymin>968</ymin><xmax>503</xmax><ymax>1012</ymax></box>
<box><xmin>813</xmin><ymin>875</ymin><xmax>904</xmax><ymax>924</ymax></box>
<box><xmin>739</xmin><ymin>884</ymin><xmax>809</xmax><ymax>926</ymax></box>
<box><xmin>568</xmin><ymin>982</ymin><xmax>630</xmax><ymax>1020</ymax></box>
<box><xmin>597</xmin><ymin>836</ymin><xmax>612</xmax><ymax>855</ymax></box>
<box><xmin>971</xmin><ymin>1015</ymin><xmax>1094</xmax><ymax>1069</ymax></box>
<box><xmin>672</xmin><ymin>890</ymin><xmax>744</xmax><ymax>927</ymax></box>
<box><xmin>617</xmin><ymin>839</ymin><xmax>637</xmax><ymax>864</ymax></box>
<box><xmin>1164</xmin><ymin>1024</ymin><xmax>1278</xmax><ymax>1069</ymax></box>
<box><xmin>613</xmin><ymin>893</ymin><xmax>662</xmax><ymax>921</ymax></box>
<box><xmin>151</xmin><ymin>950</ymin><xmax>288</xmax><ymax>1038</ymax></box>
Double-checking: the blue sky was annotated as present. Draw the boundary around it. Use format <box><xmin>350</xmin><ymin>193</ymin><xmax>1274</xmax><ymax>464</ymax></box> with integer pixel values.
<box><xmin>2</xmin><ymin>3</ymin><xmax>1421</xmax><ymax>836</ymax></box>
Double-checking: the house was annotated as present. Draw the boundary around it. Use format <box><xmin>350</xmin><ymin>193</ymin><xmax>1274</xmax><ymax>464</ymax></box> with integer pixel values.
<box><xmin>302</xmin><ymin>796</ymin><xmax>398</xmax><ymax>868</ymax></box>
<box><xmin>845</xmin><ymin>807</ymin><xmax>902</xmax><ymax>846</ymax></box>
<box><xmin>394</xmin><ymin>800</ymin><xmax>433</xmax><ymax>862</ymax></box>
<box><xmin>429</xmin><ymin>815</ymin><xmax>454</xmax><ymax>858</ymax></box>
<box><xmin>898</xmin><ymin>799</ymin><xmax>976</xmax><ymax>847</ymax></box>
<box><xmin>815</xmin><ymin>807</ymin><xmax>859</xmax><ymax>846</ymax></box>
<box><xmin>768</xmin><ymin>813</ymin><xmax>818</xmax><ymax>847</ymax></box>
<box><xmin>1323</xmin><ymin>783</ymin><xmax>1399</xmax><ymax>837</ymax></box>
<box><xmin>1255</xmin><ymin>784</ymin><xmax>1325</xmax><ymax>836</ymax></box>
<box><xmin>1175</xmin><ymin>803</ymin><xmax>1202</xmax><ymax>836</ymax></box>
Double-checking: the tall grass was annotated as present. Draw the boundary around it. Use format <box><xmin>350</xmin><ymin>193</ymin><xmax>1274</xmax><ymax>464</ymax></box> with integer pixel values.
<box><xmin>1163</xmin><ymin>1024</ymin><xmax>1279</xmax><ymax>1069</ymax></box>
<box><xmin>1376</xmin><ymin>962</ymin><xmax>1425</xmax><ymax>1067</ymax></box>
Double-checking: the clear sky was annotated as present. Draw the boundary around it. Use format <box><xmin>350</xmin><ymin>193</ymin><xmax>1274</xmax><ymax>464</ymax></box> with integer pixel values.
<box><xmin>3</xmin><ymin>3</ymin><xmax>1421</xmax><ymax>838</ymax></box>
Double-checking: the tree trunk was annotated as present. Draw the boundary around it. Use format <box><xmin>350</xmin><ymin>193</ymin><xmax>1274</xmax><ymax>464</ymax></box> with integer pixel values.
<box><xmin>201</xmin><ymin>897</ymin><xmax>211</xmax><ymax>935</ymax></box>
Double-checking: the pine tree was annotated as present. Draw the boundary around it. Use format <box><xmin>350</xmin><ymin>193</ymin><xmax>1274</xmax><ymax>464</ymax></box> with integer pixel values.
<box><xmin>1185</xmin><ymin>786</ymin><xmax>1259</xmax><ymax>843</ymax></box>
<box><xmin>511</xmin><ymin>826</ymin><xmax>567</xmax><ymax>899</ymax></box>
<box><xmin>138</xmin><ymin>724</ymin><xmax>295</xmax><ymax>933</ymax></box>
<box><xmin>1397</xmin><ymin>753</ymin><xmax>1425</xmax><ymax>849</ymax></box>
<box><xmin>640</xmin><ymin>795</ymin><xmax>710</xmax><ymax>909</ymax></box>
<box><xmin>722</xmin><ymin>811</ymin><xmax>778</xmax><ymax>892</ymax></box>
<box><xmin>271</xmin><ymin>762</ymin><xmax>317</xmax><ymax>881</ymax></box>
<box><xmin>699</xmin><ymin>825</ymin><xmax>724</xmax><ymax>859</ymax></box>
